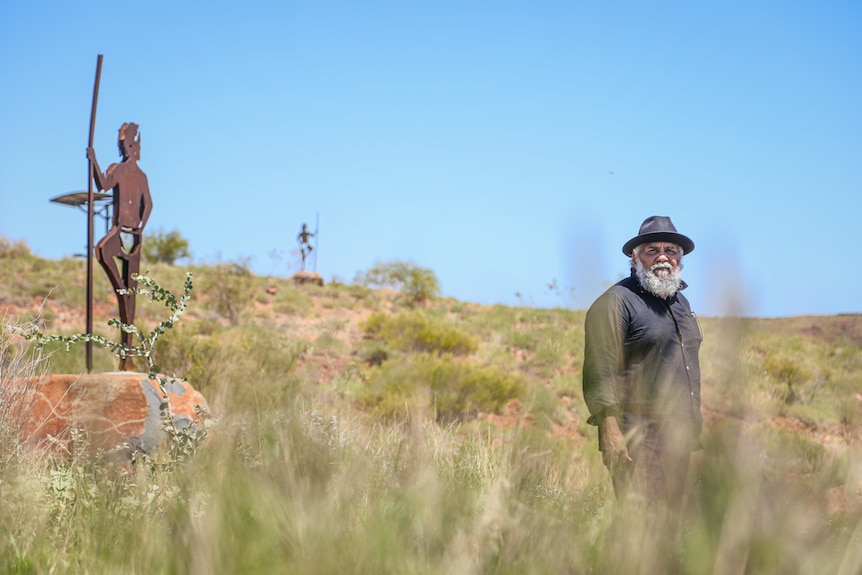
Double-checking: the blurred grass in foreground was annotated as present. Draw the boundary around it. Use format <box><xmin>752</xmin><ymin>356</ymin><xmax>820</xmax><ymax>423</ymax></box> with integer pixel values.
<box><xmin>2</xmin><ymin>391</ymin><xmax>861</xmax><ymax>574</ymax></box>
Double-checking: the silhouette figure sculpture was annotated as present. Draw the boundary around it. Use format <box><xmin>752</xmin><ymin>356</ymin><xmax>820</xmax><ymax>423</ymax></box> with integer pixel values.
<box><xmin>297</xmin><ymin>223</ymin><xmax>315</xmax><ymax>271</ymax></box>
<box><xmin>87</xmin><ymin>123</ymin><xmax>153</xmax><ymax>370</ymax></box>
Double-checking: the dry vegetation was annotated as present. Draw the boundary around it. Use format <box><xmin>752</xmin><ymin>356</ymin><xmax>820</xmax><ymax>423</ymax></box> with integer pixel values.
<box><xmin>2</xmin><ymin>237</ymin><xmax>862</xmax><ymax>574</ymax></box>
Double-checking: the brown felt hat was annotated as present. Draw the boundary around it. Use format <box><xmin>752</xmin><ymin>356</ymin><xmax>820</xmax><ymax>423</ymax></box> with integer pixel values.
<box><xmin>622</xmin><ymin>216</ymin><xmax>694</xmax><ymax>256</ymax></box>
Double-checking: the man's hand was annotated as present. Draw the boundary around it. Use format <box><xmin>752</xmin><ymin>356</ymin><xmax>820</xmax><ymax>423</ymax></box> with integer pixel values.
<box><xmin>599</xmin><ymin>415</ymin><xmax>632</xmax><ymax>469</ymax></box>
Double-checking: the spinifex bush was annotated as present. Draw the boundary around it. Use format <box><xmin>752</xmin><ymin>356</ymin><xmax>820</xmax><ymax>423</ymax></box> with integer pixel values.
<box><xmin>763</xmin><ymin>351</ymin><xmax>813</xmax><ymax>404</ymax></box>
<box><xmin>200</xmin><ymin>259</ymin><xmax>256</xmax><ymax>325</ymax></box>
<box><xmin>362</xmin><ymin>353</ymin><xmax>525</xmax><ymax>421</ymax></box>
<box><xmin>362</xmin><ymin>310</ymin><xmax>478</xmax><ymax>356</ymax></box>
<box><xmin>152</xmin><ymin>318</ymin><xmax>225</xmax><ymax>390</ymax></box>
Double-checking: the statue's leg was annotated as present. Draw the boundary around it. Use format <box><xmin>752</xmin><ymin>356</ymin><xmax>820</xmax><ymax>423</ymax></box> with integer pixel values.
<box><xmin>123</xmin><ymin>237</ymin><xmax>142</xmax><ymax>328</ymax></box>
<box><xmin>117</xmin><ymin>234</ymin><xmax>145</xmax><ymax>371</ymax></box>
<box><xmin>97</xmin><ymin>229</ymin><xmax>137</xmax><ymax>371</ymax></box>
<box><xmin>96</xmin><ymin>228</ymin><xmax>125</xmax><ymax>296</ymax></box>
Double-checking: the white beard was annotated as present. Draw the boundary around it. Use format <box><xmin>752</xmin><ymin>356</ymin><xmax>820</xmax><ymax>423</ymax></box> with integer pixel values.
<box><xmin>634</xmin><ymin>258</ymin><xmax>683</xmax><ymax>299</ymax></box>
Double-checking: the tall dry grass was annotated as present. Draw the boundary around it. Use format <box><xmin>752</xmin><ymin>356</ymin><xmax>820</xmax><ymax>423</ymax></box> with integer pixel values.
<box><xmin>0</xmin><ymin>313</ymin><xmax>46</xmax><ymax>433</ymax></box>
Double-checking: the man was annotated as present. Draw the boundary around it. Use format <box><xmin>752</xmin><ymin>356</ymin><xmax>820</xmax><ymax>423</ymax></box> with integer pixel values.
<box><xmin>87</xmin><ymin>122</ymin><xmax>153</xmax><ymax>370</ymax></box>
<box><xmin>582</xmin><ymin>216</ymin><xmax>702</xmax><ymax>511</ymax></box>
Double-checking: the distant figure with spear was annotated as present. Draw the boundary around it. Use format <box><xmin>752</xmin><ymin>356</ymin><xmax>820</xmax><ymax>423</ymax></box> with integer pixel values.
<box><xmin>87</xmin><ymin>122</ymin><xmax>153</xmax><ymax>370</ymax></box>
<box><xmin>297</xmin><ymin>222</ymin><xmax>315</xmax><ymax>271</ymax></box>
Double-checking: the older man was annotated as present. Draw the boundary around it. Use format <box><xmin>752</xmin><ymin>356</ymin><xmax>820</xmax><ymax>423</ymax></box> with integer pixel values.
<box><xmin>582</xmin><ymin>216</ymin><xmax>703</xmax><ymax>510</ymax></box>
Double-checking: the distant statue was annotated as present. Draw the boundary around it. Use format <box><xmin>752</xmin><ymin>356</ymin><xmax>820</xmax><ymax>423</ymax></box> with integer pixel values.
<box><xmin>87</xmin><ymin>122</ymin><xmax>153</xmax><ymax>370</ymax></box>
<box><xmin>297</xmin><ymin>223</ymin><xmax>315</xmax><ymax>270</ymax></box>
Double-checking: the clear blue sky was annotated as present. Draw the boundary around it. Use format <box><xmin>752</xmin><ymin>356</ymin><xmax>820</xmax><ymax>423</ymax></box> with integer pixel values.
<box><xmin>1</xmin><ymin>1</ymin><xmax>859</xmax><ymax>317</ymax></box>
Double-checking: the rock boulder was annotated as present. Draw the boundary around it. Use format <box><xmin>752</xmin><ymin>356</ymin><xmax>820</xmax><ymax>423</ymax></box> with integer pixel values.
<box><xmin>11</xmin><ymin>372</ymin><xmax>208</xmax><ymax>458</ymax></box>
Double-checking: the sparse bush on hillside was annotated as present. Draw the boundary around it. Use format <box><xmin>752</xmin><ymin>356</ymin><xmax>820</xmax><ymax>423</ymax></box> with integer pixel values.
<box><xmin>361</xmin><ymin>310</ymin><xmax>477</xmax><ymax>356</ymax></box>
<box><xmin>759</xmin><ymin>424</ymin><xmax>832</xmax><ymax>481</ymax></box>
<box><xmin>153</xmin><ymin>318</ymin><xmax>225</xmax><ymax>389</ymax></box>
<box><xmin>201</xmin><ymin>259</ymin><xmax>256</xmax><ymax>325</ymax></box>
<box><xmin>143</xmin><ymin>228</ymin><xmax>191</xmax><ymax>265</ymax></box>
<box><xmin>0</xmin><ymin>236</ymin><xmax>32</xmax><ymax>259</ymax></box>
<box><xmin>355</xmin><ymin>260</ymin><xmax>440</xmax><ymax>305</ymax></box>
<box><xmin>353</xmin><ymin>339</ymin><xmax>390</xmax><ymax>366</ymax></box>
<box><xmin>763</xmin><ymin>351</ymin><xmax>812</xmax><ymax>404</ymax></box>
<box><xmin>362</xmin><ymin>353</ymin><xmax>525</xmax><ymax>421</ymax></box>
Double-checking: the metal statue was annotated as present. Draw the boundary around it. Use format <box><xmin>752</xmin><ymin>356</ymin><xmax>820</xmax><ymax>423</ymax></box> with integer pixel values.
<box><xmin>297</xmin><ymin>222</ymin><xmax>315</xmax><ymax>271</ymax></box>
<box><xmin>87</xmin><ymin>122</ymin><xmax>153</xmax><ymax>370</ymax></box>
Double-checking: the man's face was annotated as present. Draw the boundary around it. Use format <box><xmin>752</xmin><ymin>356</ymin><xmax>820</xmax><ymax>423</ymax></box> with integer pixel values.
<box><xmin>633</xmin><ymin>242</ymin><xmax>684</xmax><ymax>299</ymax></box>
<box><xmin>635</xmin><ymin>243</ymin><xmax>681</xmax><ymax>277</ymax></box>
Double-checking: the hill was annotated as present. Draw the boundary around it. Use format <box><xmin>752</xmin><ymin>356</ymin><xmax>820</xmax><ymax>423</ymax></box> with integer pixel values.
<box><xmin>3</xmin><ymin>239</ymin><xmax>862</xmax><ymax>573</ymax></box>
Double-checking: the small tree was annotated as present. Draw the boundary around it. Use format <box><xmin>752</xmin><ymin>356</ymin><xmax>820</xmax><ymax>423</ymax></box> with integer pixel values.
<box><xmin>355</xmin><ymin>260</ymin><xmax>441</xmax><ymax>305</ymax></box>
<box><xmin>143</xmin><ymin>229</ymin><xmax>191</xmax><ymax>265</ymax></box>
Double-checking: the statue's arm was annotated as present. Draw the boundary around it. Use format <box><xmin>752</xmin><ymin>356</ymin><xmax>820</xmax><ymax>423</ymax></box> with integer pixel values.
<box><xmin>140</xmin><ymin>175</ymin><xmax>153</xmax><ymax>229</ymax></box>
<box><xmin>86</xmin><ymin>148</ymin><xmax>116</xmax><ymax>191</ymax></box>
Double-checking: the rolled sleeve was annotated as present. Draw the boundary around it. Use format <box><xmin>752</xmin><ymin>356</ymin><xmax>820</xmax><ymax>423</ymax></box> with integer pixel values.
<box><xmin>582</xmin><ymin>291</ymin><xmax>625</xmax><ymax>424</ymax></box>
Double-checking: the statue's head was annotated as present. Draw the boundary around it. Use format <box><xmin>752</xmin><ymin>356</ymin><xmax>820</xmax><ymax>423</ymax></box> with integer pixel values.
<box><xmin>118</xmin><ymin>123</ymin><xmax>141</xmax><ymax>160</ymax></box>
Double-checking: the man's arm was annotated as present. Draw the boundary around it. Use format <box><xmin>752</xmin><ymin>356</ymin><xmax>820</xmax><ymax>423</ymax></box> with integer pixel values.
<box><xmin>583</xmin><ymin>291</ymin><xmax>631</xmax><ymax>467</ymax></box>
<box><xmin>583</xmin><ymin>291</ymin><xmax>625</xmax><ymax>420</ymax></box>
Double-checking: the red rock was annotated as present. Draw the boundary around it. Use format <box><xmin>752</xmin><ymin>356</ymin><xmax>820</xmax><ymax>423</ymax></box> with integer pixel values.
<box><xmin>290</xmin><ymin>270</ymin><xmax>324</xmax><ymax>286</ymax></box>
<box><xmin>8</xmin><ymin>372</ymin><xmax>208</xmax><ymax>458</ymax></box>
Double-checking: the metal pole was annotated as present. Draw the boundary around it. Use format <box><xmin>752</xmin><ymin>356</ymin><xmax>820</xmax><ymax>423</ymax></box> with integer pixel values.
<box><xmin>86</xmin><ymin>54</ymin><xmax>103</xmax><ymax>373</ymax></box>
<box><xmin>313</xmin><ymin>212</ymin><xmax>319</xmax><ymax>273</ymax></box>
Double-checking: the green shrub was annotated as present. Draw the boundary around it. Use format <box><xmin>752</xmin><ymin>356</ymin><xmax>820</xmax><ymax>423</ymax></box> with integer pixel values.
<box><xmin>763</xmin><ymin>352</ymin><xmax>812</xmax><ymax>404</ymax></box>
<box><xmin>362</xmin><ymin>354</ymin><xmax>525</xmax><ymax>421</ymax></box>
<box><xmin>0</xmin><ymin>235</ymin><xmax>32</xmax><ymax>259</ymax></box>
<box><xmin>201</xmin><ymin>260</ymin><xmax>256</xmax><ymax>325</ymax></box>
<box><xmin>361</xmin><ymin>312</ymin><xmax>387</xmax><ymax>337</ymax></box>
<box><xmin>143</xmin><ymin>229</ymin><xmax>191</xmax><ymax>265</ymax></box>
<box><xmin>362</xmin><ymin>310</ymin><xmax>477</xmax><ymax>356</ymax></box>
<box><xmin>353</xmin><ymin>339</ymin><xmax>390</xmax><ymax>366</ymax></box>
<box><xmin>355</xmin><ymin>260</ymin><xmax>441</xmax><ymax>305</ymax></box>
<box><xmin>153</xmin><ymin>318</ymin><xmax>225</xmax><ymax>389</ymax></box>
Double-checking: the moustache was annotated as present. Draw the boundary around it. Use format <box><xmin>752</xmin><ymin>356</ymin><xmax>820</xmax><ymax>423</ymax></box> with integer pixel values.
<box><xmin>650</xmin><ymin>262</ymin><xmax>674</xmax><ymax>272</ymax></box>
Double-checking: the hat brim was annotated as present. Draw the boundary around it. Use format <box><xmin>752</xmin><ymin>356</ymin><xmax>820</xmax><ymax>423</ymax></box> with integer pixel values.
<box><xmin>623</xmin><ymin>232</ymin><xmax>695</xmax><ymax>257</ymax></box>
